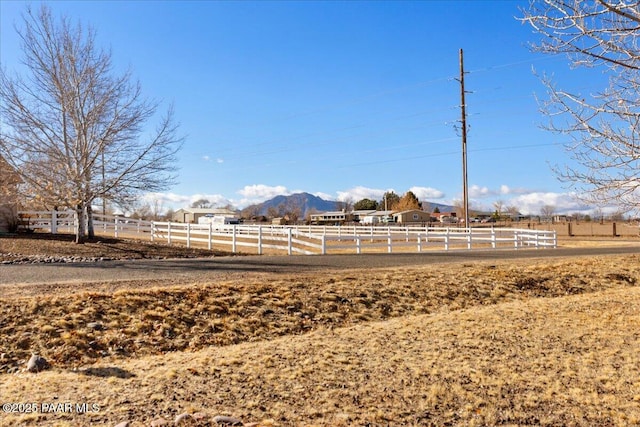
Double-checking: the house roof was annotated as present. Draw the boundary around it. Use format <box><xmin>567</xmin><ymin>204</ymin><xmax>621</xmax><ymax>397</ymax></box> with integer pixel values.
<box><xmin>367</xmin><ymin>210</ymin><xmax>395</xmax><ymax>217</ymax></box>
<box><xmin>310</xmin><ymin>211</ymin><xmax>347</xmax><ymax>216</ymax></box>
<box><xmin>351</xmin><ymin>210</ymin><xmax>377</xmax><ymax>216</ymax></box>
<box><xmin>393</xmin><ymin>209</ymin><xmax>430</xmax><ymax>216</ymax></box>
<box><xmin>175</xmin><ymin>208</ymin><xmax>237</xmax><ymax>215</ymax></box>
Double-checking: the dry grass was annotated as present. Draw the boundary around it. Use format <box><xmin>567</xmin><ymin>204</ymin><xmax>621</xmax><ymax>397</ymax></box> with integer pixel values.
<box><xmin>1</xmin><ymin>252</ymin><xmax>639</xmax><ymax>426</ymax></box>
<box><xmin>0</xmin><ymin>233</ymin><xmax>233</xmax><ymax>261</ymax></box>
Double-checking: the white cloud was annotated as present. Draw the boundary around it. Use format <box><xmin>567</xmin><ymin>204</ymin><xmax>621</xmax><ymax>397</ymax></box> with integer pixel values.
<box><xmin>334</xmin><ymin>185</ymin><xmax>445</xmax><ymax>204</ymax></box>
<box><xmin>336</xmin><ymin>186</ymin><xmax>391</xmax><ymax>202</ymax></box>
<box><xmin>500</xmin><ymin>185</ymin><xmax>533</xmax><ymax>195</ymax></box>
<box><xmin>469</xmin><ymin>185</ymin><xmax>492</xmax><ymax>198</ymax></box>
<box><xmin>313</xmin><ymin>191</ymin><xmax>335</xmax><ymax>201</ymax></box>
<box><xmin>409</xmin><ymin>186</ymin><xmax>445</xmax><ymax>200</ymax></box>
<box><xmin>235</xmin><ymin>184</ymin><xmax>300</xmax><ymax>208</ymax></box>
<box><xmin>509</xmin><ymin>192</ymin><xmax>589</xmax><ymax>215</ymax></box>
<box><xmin>201</xmin><ymin>155</ymin><xmax>223</xmax><ymax>164</ymax></box>
<box><xmin>141</xmin><ymin>192</ymin><xmax>232</xmax><ymax>210</ymax></box>
<box><xmin>237</xmin><ymin>184</ymin><xmax>291</xmax><ymax>200</ymax></box>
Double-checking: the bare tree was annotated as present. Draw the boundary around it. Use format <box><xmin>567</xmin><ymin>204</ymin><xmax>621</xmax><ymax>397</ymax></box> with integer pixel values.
<box><xmin>335</xmin><ymin>197</ymin><xmax>354</xmax><ymax>213</ymax></box>
<box><xmin>492</xmin><ymin>200</ymin><xmax>505</xmax><ymax>219</ymax></box>
<box><xmin>521</xmin><ymin>1</ymin><xmax>640</xmax><ymax>213</ymax></box>
<box><xmin>0</xmin><ymin>5</ymin><xmax>183</xmax><ymax>242</ymax></box>
<box><xmin>540</xmin><ymin>204</ymin><xmax>556</xmax><ymax>220</ymax></box>
<box><xmin>505</xmin><ymin>205</ymin><xmax>520</xmax><ymax>219</ymax></box>
<box><xmin>191</xmin><ymin>199</ymin><xmax>212</xmax><ymax>209</ymax></box>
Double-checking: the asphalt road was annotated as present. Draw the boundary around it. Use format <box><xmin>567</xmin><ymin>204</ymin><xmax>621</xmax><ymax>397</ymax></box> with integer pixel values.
<box><xmin>0</xmin><ymin>246</ymin><xmax>638</xmax><ymax>286</ymax></box>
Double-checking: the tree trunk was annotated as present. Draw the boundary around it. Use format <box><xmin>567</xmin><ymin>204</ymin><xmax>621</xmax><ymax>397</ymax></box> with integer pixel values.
<box><xmin>87</xmin><ymin>203</ymin><xmax>95</xmax><ymax>239</ymax></box>
<box><xmin>75</xmin><ymin>204</ymin><xmax>86</xmax><ymax>244</ymax></box>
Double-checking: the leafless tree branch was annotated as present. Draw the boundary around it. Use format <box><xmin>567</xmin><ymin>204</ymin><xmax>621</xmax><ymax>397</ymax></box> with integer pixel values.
<box><xmin>0</xmin><ymin>5</ymin><xmax>183</xmax><ymax>241</ymax></box>
<box><xmin>521</xmin><ymin>0</ymin><xmax>640</xmax><ymax>213</ymax></box>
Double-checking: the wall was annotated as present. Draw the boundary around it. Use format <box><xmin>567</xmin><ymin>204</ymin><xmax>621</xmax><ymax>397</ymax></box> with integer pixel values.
<box><xmin>520</xmin><ymin>222</ymin><xmax>639</xmax><ymax>237</ymax></box>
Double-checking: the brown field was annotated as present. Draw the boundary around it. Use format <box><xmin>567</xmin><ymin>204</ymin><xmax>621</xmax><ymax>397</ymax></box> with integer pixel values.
<box><xmin>0</xmin><ymin>234</ymin><xmax>639</xmax><ymax>426</ymax></box>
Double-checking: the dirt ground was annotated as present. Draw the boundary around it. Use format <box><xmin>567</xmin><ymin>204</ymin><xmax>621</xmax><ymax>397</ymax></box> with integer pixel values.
<box><xmin>1</xmin><ymin>233</ymin><xmax>639</xmax><ymax>426</ymax></box>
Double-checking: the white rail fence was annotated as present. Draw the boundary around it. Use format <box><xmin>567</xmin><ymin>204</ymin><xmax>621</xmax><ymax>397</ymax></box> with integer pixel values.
<box><xmin>17</xmin><ymin>210</ymin><xmax>557</xmax><ymax>255</ymax></box>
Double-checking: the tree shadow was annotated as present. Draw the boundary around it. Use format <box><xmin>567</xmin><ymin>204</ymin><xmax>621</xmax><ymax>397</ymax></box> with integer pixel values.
<box><xmin>75</xmin><ymin>366</ymin><xmax>135</xmax><ymax>379</ymax></box>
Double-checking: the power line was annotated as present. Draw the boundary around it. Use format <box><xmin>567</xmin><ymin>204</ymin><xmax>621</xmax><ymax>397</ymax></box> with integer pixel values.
<box><xmin>339</xmin><ymin>142</ymin><xmax>561</xmax><ymax>169</ymax></box>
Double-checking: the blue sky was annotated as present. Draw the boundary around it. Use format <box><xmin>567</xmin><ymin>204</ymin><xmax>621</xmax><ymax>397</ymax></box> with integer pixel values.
<box><xmin>0</xmin><ymin>1</ymin><xmax>604</xmax><ymax>215</ymax></box>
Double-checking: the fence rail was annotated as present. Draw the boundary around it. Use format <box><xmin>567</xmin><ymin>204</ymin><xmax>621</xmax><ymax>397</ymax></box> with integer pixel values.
<box><xmin>17</xmin><ymin>210</ymin><xmax>557</xmax><ymax>255</ymax></box>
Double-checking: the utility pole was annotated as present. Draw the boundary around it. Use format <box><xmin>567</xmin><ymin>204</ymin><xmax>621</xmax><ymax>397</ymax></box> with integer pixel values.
<box><xmin>459</xmin><ymin>48</ymin><xmax>469</xmax><ymax>228</ymax></box>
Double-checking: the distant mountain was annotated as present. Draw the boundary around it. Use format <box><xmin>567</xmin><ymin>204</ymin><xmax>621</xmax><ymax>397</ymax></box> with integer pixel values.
<box><xmin>242</xmin><ymin>192</ymin><xmax>466</xmax><ymax>219</ymax></box>
<box><xmin>421</xmin><ymin>201</ymin><xmax>457</xmax><ymax>213</ymax></box>
<box><xmin>243</xmin><ymin>192</ymin><xmax>338</xmax><ymax>218</ymax></box>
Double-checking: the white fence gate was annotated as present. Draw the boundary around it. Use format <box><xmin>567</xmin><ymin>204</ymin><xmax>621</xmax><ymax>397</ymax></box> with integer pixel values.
<box><xmin>17</xmin><ymin>210</ymin><xmax>557</xmax><ymax>255</ymax></box>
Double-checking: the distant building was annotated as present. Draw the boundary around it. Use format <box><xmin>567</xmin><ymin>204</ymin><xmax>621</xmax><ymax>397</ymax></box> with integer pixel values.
<box><xmin>198</xmin><ymin>214</ymin><xmax>240</xmax><ymax>225</ymax></box>
<box><xmin>360</xmin><ymin>210</ymin><xmax>395</xmax><ymax>225</ymax></box>
<box><xmin>431</xmin><ymin>211</ymin><xmax>458</xmax><ymax>224</ymax></box>
<box><xmin>351</xmin><ymin>210</ymin><xmax>377</xmax><ymax>223</ymax></box>
<box><xmin>309</xmin><ymin>211</ymin><xmax>351</xmax><ymax>225</ymax></box>
<box><xmin>393</xmin><ymin>209</ymin><xmax>434</xmax><ymax>224</ymax></box>
<box><xmin>272</xmin><ymin>217</ymin><xmax>287</xmax><ymax>225</ymax></box>
<box><xmin>172</xmin><ymin>207</ymin><xmax>237</xmax><ymax>223</ymax></box>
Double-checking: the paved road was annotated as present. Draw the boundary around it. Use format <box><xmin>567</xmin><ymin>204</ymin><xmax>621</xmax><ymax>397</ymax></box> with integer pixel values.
<box><xmin>0</xmin><ymin>246</ymin><xmax>638</xmax><ymax>285</ymax></box>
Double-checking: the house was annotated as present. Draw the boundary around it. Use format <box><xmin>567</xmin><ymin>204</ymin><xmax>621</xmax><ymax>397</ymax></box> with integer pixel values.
<box><xmin>272</xmin><ymin>217</ymin><xmax>287</xmax><ymax>225</ymax></box>
<box><xmin>0</xmin><ymin>156</ymin><xmax>20</xmax><ymax>233</ymax></box>
<box><xmin>351</xmin><ymin>210</ymin><xmax>377</xmax><ymax>223</ymax></box>
<box><xmin>393</xmin><ymin>209</ymin><xmax>434</xmax><ymax>224</ymax></box>
<box><xmin>310</xmin><ymin>211</ymin><xmax>351</xmax><ymax>225</ymax></box>
<box><xmin>172</xmin><ymin>207</ymin><xmax>237</xmax><ymax>223</ymax></box>
<box><xmin>360</xmin><ymin>210</ymin><xmax>396</xmax><ymax>225</ymax></box>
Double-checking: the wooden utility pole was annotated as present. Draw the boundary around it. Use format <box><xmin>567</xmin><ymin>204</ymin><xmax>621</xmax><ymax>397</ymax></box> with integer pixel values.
<box><xmin>459</xmin><ymin>48</ymin><xmax>469</xmax><ymax>228</ymax></box>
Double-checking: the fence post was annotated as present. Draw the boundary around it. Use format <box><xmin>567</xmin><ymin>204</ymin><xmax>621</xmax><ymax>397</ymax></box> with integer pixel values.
<box><xmin>114</xmin><ymin>217</ymin><xmax>119</xmax><ymax>238</ymax></box>
<box><xmin>208</xmin><ymin>222</ymin><xmax>212</xmax><ymax>251</ymax></box>
<box><xmin>321</xmin><ymin>234</ymin><xmax>326</xmax><ymax>255</ymax></box>
<box><xmin>514</xmin><ymin>230</ymin><xmax>519</xmax><ymax>249</ymax></box>
<box><xmin>417</xmin><ymin>233</ymin><xmax>422</xmax><ymax>252</ymax></box>
<box><xmin>51</xmin><ymin>210</ymin><xmax>57</xmax><ymax>234</ymax></box>
<box><xmin>232</xmin><ymin>225</ymin><xmax>237</xmax><ymax>253</ymax></box>
<box><xmin>467</xmin><ymin>228</ymin><xmax>471</xmax><ymax>250</ymax></box>
<box><xmin>356</xmin><ymin>237</ymin><xmax>361</xmax><ymax>254</ymax></box>
<box><xmin>491</xmin><ymin>227</ymin><xmax>496</xmax><ymax>249</ymax></box>
<box><xmin>445</xmin><ymin>228</ymin><xmax>449</xmax><ymax>251</ymax></box>
<box><xmin>287</xmin><ymin>227</ymin><xmax>292</xmax><ymax>255</ymax></box>
<box><xmin>186</xmin><ymin>223</ymin><xmax>191</xmax><ymax>248</ymax></box>
<box><xmin>151</xmin><ymin>222</ymin><xmax>155</xmax><ymax>242</ymax></box>
<box><xmin>258</xmin><ymin>226</ymin><xmax>263</xmax><ymax>255</ymax></box>
<box><xmin>167</xmin><ymin>222</ymin><xmax>172</xmax><ymax>245</ymax></box>
<box><xmin>387</xmin><ymin>232</ymin><xmax>392</xmax><ymax>253</ymax></box>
